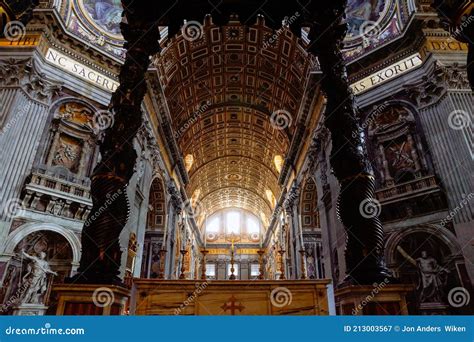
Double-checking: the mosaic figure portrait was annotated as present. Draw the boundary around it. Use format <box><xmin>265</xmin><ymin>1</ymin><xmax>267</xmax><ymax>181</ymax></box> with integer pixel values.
<box><xmin>345</xmin><ymin>0</ymin><xmax>386</xmax><ymax>36</ymax></box>
<box><xmin>82</xmin><ymin>0</ymin><xmax>122</xmax><ymax>35</ymax></box>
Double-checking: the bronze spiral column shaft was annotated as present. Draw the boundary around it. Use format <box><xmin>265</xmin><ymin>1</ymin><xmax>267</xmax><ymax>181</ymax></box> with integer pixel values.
<box><xmin>70</xmin><ymin>13</ymin><xmax>162</xmax><ymax>284</ymax></box>
<box><xmin>306</xmin><ymin>0</ymin><xmax>393</xmax><ymax>285</ymax></box>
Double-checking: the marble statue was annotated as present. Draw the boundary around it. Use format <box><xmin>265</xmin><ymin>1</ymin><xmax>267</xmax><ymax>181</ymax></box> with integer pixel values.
<box><xmin>397</xmin><ymin>247</ymin><xmax>449</xmax><ymax>303</ymax></box>
<box><xmin>306</xmin><ymin>247</ymin><xmax>317</xmax><ymax>279</ymax></box>
<box><xmin>20</xmin><ymin>251</ymin><xmax>57</xmax><ymax>305</ymax></box>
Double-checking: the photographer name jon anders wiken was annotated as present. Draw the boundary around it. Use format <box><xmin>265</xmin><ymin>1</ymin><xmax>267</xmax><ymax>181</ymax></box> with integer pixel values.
<box><xmin>401</xmin><ymin>325</ymin><xmax>467</xmax><ymax>333</ymax></box>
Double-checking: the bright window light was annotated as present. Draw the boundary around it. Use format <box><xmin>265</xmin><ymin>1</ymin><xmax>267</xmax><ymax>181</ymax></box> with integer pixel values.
<box><xmin>250</xmin><ymin>264</ymin><xmax>260</xmax><ymax>277</ymax></box>
<box><xmin>247</xmin><ymin>216</ymin><xmax>259</xmax><ymax>234</ymax></box>
<box><xmin>226</xmin><ymin>211</ymin><xmax>240</xmax><ymax>234</ymax></box>
<box><xmin>227</xmin><ymin>263</ymin><xmax>239</xmax><ymax>276</ymax></box>
<box><xmin>206</xmin><ymin>216</ymin><xmax>220</xmax><ymax>233</ymax></box>
<box><xmin>206</xmin><ymin>264</ymin><xmax>216</xmax><ymax>277</ymax></box>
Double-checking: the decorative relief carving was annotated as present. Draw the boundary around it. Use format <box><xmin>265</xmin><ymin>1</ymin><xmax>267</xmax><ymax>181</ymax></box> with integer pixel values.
<box><xmin>166</xmin><ymin>180</ymin><xmax>182</xmax><ymax>212</ymax></box>
<box><xmin>439</xmin><ymin>63</ymin><xmax>471</xmax><ymax>90</ymax></box>
<box><xmin>23</xmin><ymin>61</ymin><xmax>62</xmax><ymax>102</ymax></box>
<box><xmin>0</xmin><ymin>58</ymin><xmax>62</xmax><ymax>103</ymax></box>
<box><xmin>300</xmin><ymin>178</ymin><xmax>320</xmax><ymax>231</ymax></box>
<box><xmin>0</xmin><ymin>58</ymin><xmax>27</xmax><ymax>86</ymax></box>
<box><xmin>403</xmin><ymin>61</ymin><xmax>470</xmax><ymax>107</ymax></box>
<box><xmin>19</xmin><ymin>100</ymin><xmax>99</xmax><ymax>221</ymax></box>
<box><xmin>57</xmin><ymin>103</ymin><xmax>94</xmax><ymax>129</ymax></box>
<box><xmin>52</xmin><ymin>137</ymin><xmax>81</xmax><ymax>172</ymax></box>
<box><xmin>45</xmin><ymin>101</ymin><xmax>99</xmax><ymax>175</ymax></box>
<box><xmin>368</xmin><ymin>105</ymin><xmax>425</xmax><ymax>186</ymax></box>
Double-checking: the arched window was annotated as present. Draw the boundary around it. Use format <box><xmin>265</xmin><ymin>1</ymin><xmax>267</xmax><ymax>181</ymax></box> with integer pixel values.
<box><xmin>203</xmin><ymin>208</ymin><xmax>262</xmax><ymax>244</ymax></box>
<box><xmin>206</xmin><ymin>215</ymin><xmax>220</xmax><ymax>233</ymax></box>
<box><xmin>226</xmin><ymin>211</ymin><xmax>240</xmax><ymax>234</ymax></box>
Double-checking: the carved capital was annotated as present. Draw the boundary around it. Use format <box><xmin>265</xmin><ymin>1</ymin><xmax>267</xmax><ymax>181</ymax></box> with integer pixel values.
<box><xmin>440</xmin><ymin>63</ymin><xmax>471</xmax><ymax>90</ymax></box>
<box><xmin>0</xmin><ymin>58</ymin><xmax>62</xmax><ymax>102</ymax></box>
<box><xmin>403</xmin><ymin>63</ymin><xmax>447</xmax><ymax>107</ymax></box>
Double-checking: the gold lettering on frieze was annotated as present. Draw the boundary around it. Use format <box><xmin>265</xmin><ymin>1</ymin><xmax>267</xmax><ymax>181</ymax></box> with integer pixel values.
<box><xmin>425</xmin><ymin>38</ymin><xmax>468</xmax><ymax>52</ymax></box>
<box><xmin>45</xmin><ymin>48</ymin><xmax>119</xmax><ymax>92</ymax></box>
<box><xmin>207</xmin><ymin>248</ymin><xmax>259</xmax><ymax>255</ymax></box>
<box><xmin>207</xmin><ymin>249</ymin><xmax>229</xmax><ymax>255</ymax></box>
<box><xmin>0</xmin><ymin>34</ymin><xmax>40</xmax><ymax>47</ymax></box>
<box><xmin>237</xmin><ymin>249</ymin><xmax>259</xmax><ymax>255</ymax></box>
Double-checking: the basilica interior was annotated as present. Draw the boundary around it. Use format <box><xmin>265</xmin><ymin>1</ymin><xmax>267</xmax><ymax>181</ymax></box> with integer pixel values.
<box><xmin>0</xmin><ymin>0</ymin><xmax>473</xmax><ymax>316</ymax></box>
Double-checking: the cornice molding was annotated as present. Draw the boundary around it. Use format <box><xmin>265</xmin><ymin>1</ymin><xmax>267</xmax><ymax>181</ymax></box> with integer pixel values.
<box><xmin>28</xmin><ymin>9</ymin><xmax>123</xmax><ymax>77</ymax></box>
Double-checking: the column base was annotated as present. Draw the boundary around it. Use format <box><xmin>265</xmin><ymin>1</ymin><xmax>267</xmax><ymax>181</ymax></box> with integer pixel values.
<box><xmin>13</xmin><ymin>303</ymin><xmax>48</xmax><ymax>316</ymax></box>
<box><xmin>335</xmin><ymin>284</ymin><xmax>413</xmax><ymax>315</ymax></box>
<box><xmin>53</xmin><ymin>284</ymin><xmax>130</xmax><ymax>315</ymax></box>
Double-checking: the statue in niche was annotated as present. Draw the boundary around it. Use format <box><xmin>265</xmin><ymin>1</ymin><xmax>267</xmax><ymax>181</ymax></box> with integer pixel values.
<box><xmin>150</xmin><ymin>243</ymin><xmax>161</xmax><ymax>278</ymax></box>
<box><xmin>306</xmin><ymin>246</ymin><xmax>317</xmax><ymax>279</ymax></box>
<box><xmin>51</xmin><ymin>200</ymin><xmax>64</xmax><ymax>216</ymax></box>
<box><xmin>20</xmin><ymin>251</ymin><xmax>57</xmax><ymax>305</ymax></box>
<box><xmin>397</xmin><ymin>247</ymin><xmax>450</xmax><ymax>303</ymax></box>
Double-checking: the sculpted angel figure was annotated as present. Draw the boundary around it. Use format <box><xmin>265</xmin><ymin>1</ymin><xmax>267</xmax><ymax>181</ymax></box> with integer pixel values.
<box><xmin>20</xmin><ymin>250</ymin><xmax>58</xmax><ymax>305</ymax></box>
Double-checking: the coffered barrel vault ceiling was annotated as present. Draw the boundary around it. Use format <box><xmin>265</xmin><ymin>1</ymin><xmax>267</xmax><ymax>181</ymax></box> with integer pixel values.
<box><xmin>155</xmin><ymin>16</ymin><xmax>315</xmax><ymax>227</ymax></box>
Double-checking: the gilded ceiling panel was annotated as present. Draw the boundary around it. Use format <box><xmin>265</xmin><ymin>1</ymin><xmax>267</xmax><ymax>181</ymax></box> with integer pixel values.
<box><xmin>155</xmin><ymin>16</ymin><xmax>315</xmax><ymax>226</ymax></box>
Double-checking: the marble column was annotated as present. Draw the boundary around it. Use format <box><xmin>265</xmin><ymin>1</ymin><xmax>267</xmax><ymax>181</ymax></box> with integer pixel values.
<box><xmin>283</xmin><ymin>206</ymin><xmax>294</xmax><ymax>279</ymax></box>
<box><xmin>164</xmin><ymin>181</ymin><xmax>182</xmax><ymax>279</ymax></box>
<box><xmin>0</xmin><ymin>59</ymin><xmax>61</xmax><ymax>227</ymax></box>
<box><xmin>45</xmin><ymin>126</ymin><xmax>61</xmax><ymax>166</ymax></box>
<box><xmin>77</xmin><ymin>139</ymin><xmax>92</xmax><ymax>179</ymax></box>
<box><xmin>284</xmin><ymin>185</ymin><xmax>302</xmax><ymax>279</ymax></box>
<box><xmin>417</xmin><ymin>90</ymin><xmax>474</xmax><ymax>280</ymax></box>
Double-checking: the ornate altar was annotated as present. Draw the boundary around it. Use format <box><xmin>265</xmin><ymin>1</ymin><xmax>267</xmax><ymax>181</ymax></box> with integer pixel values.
<box><xmin>132</xmin><ymin>279</ymin><xmax>330</xmax><ymax>315</ymax></box>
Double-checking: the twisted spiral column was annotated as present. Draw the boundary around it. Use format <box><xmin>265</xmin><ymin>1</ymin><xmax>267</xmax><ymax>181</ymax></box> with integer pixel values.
<box><xmin>70</xmin><ymin>10</ymin><xmax>161</xmax><ymax>284</ymax></box>
<box><xmin>307</xmin><ymin>0</ymin><xmax>392</xmax><ymax>285</ymax></box>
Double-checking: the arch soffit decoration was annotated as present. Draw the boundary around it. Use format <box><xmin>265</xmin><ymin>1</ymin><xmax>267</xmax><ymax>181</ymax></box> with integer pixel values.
<box><xmin>3</xmin><ymin>222</ymin><xmax>81</xmax><ymax>264</ymax></box>
<box><xmin>384</xmin><ymin>224</ymin><xmax>464</xmax><ymax>266</ymax></box>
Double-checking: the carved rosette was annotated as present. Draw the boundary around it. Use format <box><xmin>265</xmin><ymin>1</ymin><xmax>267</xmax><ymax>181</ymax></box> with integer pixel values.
<box><xmin>307</xmin><ymin>0</ymin><xmax>392</xmax><ymax>285</ymax></box>
<box><xmin>71</xmin><ymin>10</ymin><xmax>161</xmax><ymax>284</ymax></box>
